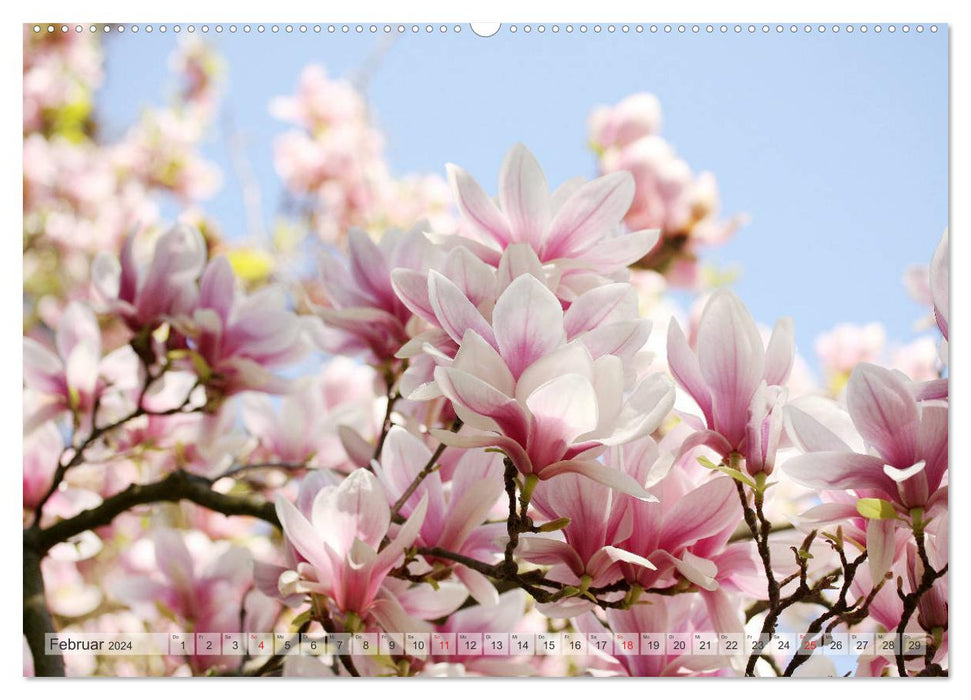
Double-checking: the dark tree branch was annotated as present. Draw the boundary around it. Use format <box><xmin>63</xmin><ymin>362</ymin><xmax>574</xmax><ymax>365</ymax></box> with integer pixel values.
<box><xmin>23</xmin><ymin>469</ymin><xmax>282</xmax><ymax>677</ymax></box>
<box><xmin>28</xmin><ymin>470</ymin><xmax>280</xmax><ymax>554</ymax></box>
<box><xmin>23</xmin><ymin>546</ymin><xmax>64</xmax><ymax>677</ymax></box>
<box><xmin>894</xmin><ymin>526</ymin><xmax>948</xmax><ymax>677</ymax></box>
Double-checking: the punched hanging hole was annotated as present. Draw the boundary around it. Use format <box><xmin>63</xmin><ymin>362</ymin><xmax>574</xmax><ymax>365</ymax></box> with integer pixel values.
<box><xmin>470</xmin><ymin>23</ymin><xmax>501</xmax><ymax>38</ymax></box>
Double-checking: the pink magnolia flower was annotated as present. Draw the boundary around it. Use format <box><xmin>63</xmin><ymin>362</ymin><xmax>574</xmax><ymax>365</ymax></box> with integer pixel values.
<box><xmin>601</xmin><ymin>135</ymin><xmax>693</xmax><ymax>234</ymax></box>
<box><xmin>91</xmin><ymin>225</ymin><xmax>206</xmax><ymax>332</ymax></box>
<box><xmin>792</xmin><ymin>489</ymin><xmax>909</xmax><ymax>585</ymax></box>
<box><xmin>23</xmin><ymin>420</ymin><xmax>62</xmax><ymax>512</ymax></box>
<box><xmin>447</xmin><ymin>144</ymin><xmax>660</xmax><ymax>293</ymax></box>
<box><xmin>181</xmin><ymin>256</ymin><xmax>308</xmax><ymax>396</ymax></box>
<box><xmin>667</xmin><ymin>288</ymin><xmax>794</xmax><ymax>474</ymax></box>
<box><xmin>112</xmin><ymin>529</ymin><xmax>252</xmax><ymax>672</ymax></box>
<box><xmin>242</xmin><ymin>357</ymin><xmax>378</xmax><ymax>471</ymax></box>
<box><xmin>784</xmin><ymin>363</ymin><xmax>948</xmax><ymax>513</ymax></box>
<box><xmin>428</xmin><ymin>274</ymin><xmax>675</xmax><ymax>498</ymax></box>
<box><xmin>373</xmin><ymin>426</ymin><xmax>505</xmax><ymax>605</ymax></box>
<box><xmin>890</xmin><ymin>337</ymin><xmax>941</xmax><ymax>383</ymax></box>
<box><xmin>593</xmin><ymin>121</ymin><xmax>745</xmax><ymax>286</ymax></box>
<box><xmin>589</xmin><ymin>93</ymin><xmax>663</xmax><ymax>152</ymax></box>
<box><xmin>370</xmin><ymin>172</ymin><xmax>457</xmax><ymax>235</ymax></box>
<box><xmin>23</xmin><ymin>302</ymin><xmax>137</xmax><ymax>429</ymax></box>
<box><xmin>270</xmin><ymin>65</ymin><xmax>368</xmax><ymax>131</ymax></box>
<box><xmin>112</xmin><ymin>109</ymin><xmax>222</xmax><ymax>201</ymax></box>
<box><xmin>311</xmin><ymin>226</ymin><xmax>434</xmax><ymax>364</ymax></box>
<box><xmin>274</xmin><ymin>469</ymin><xmax>429</xmax><ymax>629</ymax></box>
<box><xmin>393</xmin><ymin>243</ymin><xmax>651</xmax><ymax>398</ymax></box>
<box><xmin>520</xmin><ymin>472</ymin><xmax>655</xmax><ymax>596</ymax></box>
<box><xmin>23</xmin><ymin>29</ymin><xmax>103</xmax><ymax>134</ymax></box>
<box><xmin>618</xmin><ymin>465</ymin><xmax>745</xmax><ymax>600</ymax></box>
<box><xmin>815</xmin><ymin>322</ymin><xmax>886</xmax><ymax>387</ymax></box>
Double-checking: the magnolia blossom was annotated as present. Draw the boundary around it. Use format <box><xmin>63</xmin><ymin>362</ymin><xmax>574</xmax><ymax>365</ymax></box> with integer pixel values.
<box><xmin>520</xmin><ymin>472</ymin><xmax>656</xmax><ymax>599</ymax></box>
<box><xmin>181</xmin><ymin>256</ymin><xmax>309</xmax><ymax>396</ymax></box>
<box><xmin>23</xmin><ymin>301</ymin><xmax>139</xmax><ymax>431</ymax></box>
<box><xmin>667</xmin><ymin>289</ymin><xmax>794</xmax><ymax>475</ymax></box>
<box><xmin>242</xmin><ymin>357</ymin><xmax>378</xmax><ymax>471</ymax></box>
<box><xmin>23</xmin><ymin>29</ymin><xmax>103</xmax><ymax>134</ymax></box>
<box><xmin>608</xmin><ymin>435</ymin><xmax>756</xmax><ymax>626</ymax></box>
<box><xmin>112</xmin><ymin>109</ymin><xmax>222</xmax><ymax>202</ymax></box>
<box><xmin>589</xmin><ymin>93</ymin><xmax>663</xmax><ymax>151</ymax></box>
<box><xmin>311</xmin><ymin>227</ymin><xmax>433</xmax><ymax>363</ymax></box>
<box><xmin>429</xmin><ymin>274</ymin><xmax>674</xmax><ymax>498</ymax></box>
<box><xmin>23</xmin><ymin>420</ymin><xmax>62</xmax><ymax>513</ymax></box>
<box><xmin>447</xmin><ymin>144</ymin><xmax>660</xmax><ymax>297</ymax></box>
<box><xmin>373</xmin><ymin>426</ymin><xmax>505</xmax><ymax>605</ymax></box>
<box><xmin>274</xmin><ymin>469</ymin><xmax>432</xmax><ymax>629</ymax></box>
<box><xmin>590</xmin><ymin>96</ymin><xmax>744</xmax><ymax>286</ymax></box>
<box><xmin>393</xmin><ymin>243</ymin><xmax>652</xmax><ymax>398</ymax></box>
<box><xmin>92</xmin><ymin>225</ymin><xmax>207</xmax><ymax>332</ymax></box>
<box><xmin>112</xmin><ymin>530</ymin><xmax>252</xmax><ymax>672</ymax></box>
<box><xmin>815</xmin><ymin>322</ymin><xmax>887</xmax><ymax>388</ymax></box>
<box><xmin>784</xmin><ymin>363</ymin><xmax>948</xmax><ymax>513</ymax></box>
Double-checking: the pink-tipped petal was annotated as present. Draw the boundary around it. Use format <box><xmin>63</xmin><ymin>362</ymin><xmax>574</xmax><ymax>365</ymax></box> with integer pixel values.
<box><xmin>846</xmin><ymin>363</ymin><xmax>920</xmax><ymax>466</ymax></box>
<box><xmin>443</xmin><ymin>246</ymin><xmax>498</xmax><ymax>307</ymax></box>
<box><xmin>492</xmin><ymin>274</ymin><xmax>565</xmax><ymax>378</ymax></box>
<box><xmin>696</xmin><ymin>290</ymin><xmax>765</xmax><ymax>446</ymax></box>
<box><xmin>602</xmin><ymin>373</ymin><xmax>675</xmax><ymax>446</ymax></box>
<box><xmin>867</xmin><ymin>517</ymin><xmax>897</xmax><ymax>582</ymax></box>
<box><xmin>498</xmin><ymin>144</ymin><xmax>551</xmax><ymax>247</ymax></box>
<box><xmin>275</xmin><ymin>496</ymin><xmax>334</xmax><ymax>581</ymax></box>
<box><xmin>666</xmin><ymin>319</ymin><xmax>713</xmax><ymax>425</ymax></box>
<box><xmin>657</xmin><ymin>476</ymin><xmax>739</xmax><ymax>551</ymax></box>
<box><xmin>525</xmin><ymin>374</ymin><xmax>599</xmax><ymax>465</ymax></box>
<box><xmin>544</xmin><ymin>171</ymin><xmax>635</xmax><ymax>259</ymax></box>
<box><xmin>447</xmin><ymin>163</ymin><xmax>511</xmax><ymax>246</ymax></box>
<box><xmin>763</xmin><ymin>317</ymin><xmax>795</xmax><ymax>386</ymax></box>
<box><xmin>570</xmin><ymin>229</ymin><xmax>660</xmax><ymax>270</ymax></box>
<box><xmin>429</xmin><ymin>429</ymin><xmax>533</xmax><ymax>476</ymax></box>
<box><xmin>451</xmin><ymin>330</ymin><xmax>516</xmax><ymax>397</ymax></box>
<box><xmin>496</xmin><ymin>243</ymin><xmax>548</xmax><ymax>292</ymax></box>
<box><xmin>564</xmin><ymin>283</ymin><xmax>639</xmax><ymax>337</ymax></box>
<box><xmin>784</xmin><ymin>398</ymin><xmax>860</xmax><ymax>453</ymax></box>
<box><xmin>436</xmin><ymin>367</ymin><xmax>529</xmax><ymax>442</ymax></box>
<box><xmin>918</xmin><ymin>403</ymin><xmax>948</xmax><ymax>493</ymax></box>
<box><xmin>454</xmin><ymin>566</ymin><xmax>501</xmax><ymax>607</ymax></box>
<box><xmin>391</xmin><ymin>269</ymin><xmax>438</xmax><ymax>325</ymax></box>
<box><xmin>540</xmin><ymin>459</ymin><xmax>656</xmax><ymax>501</ymax></box>
<box><xmin>427</xmin><ymin>270</ymin><xmax>496</xmax><ymax>347</ymax></box>
<box><xmin>783</xmin><ymin>451</ymin><xmax>896</xmax><ymax>497</ymax></box>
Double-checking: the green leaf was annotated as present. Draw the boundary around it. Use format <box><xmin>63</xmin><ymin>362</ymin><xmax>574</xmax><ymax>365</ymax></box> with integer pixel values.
<box><xmin>856</xmin><ymin>498</ymin><xmax>898</xmax><ymax>520</ymax></box>
<box><xmin>290</xmin><ymin>609</ymin><xmax>313</xmax><ymax>630</ymax></box>
<box><xmin>537</xmin><ymin>517</ymin><xmax>571</xmax><ymax>533</ymax></box>
<box><xmin>713</xmin><ymin>465</ymin><xmax>757</xmax><ymax>489</ymax></box>
<box><xmin>697</xmin><ymin>456</ymin><xmax>757</xmax><ymax>488</ymax></box>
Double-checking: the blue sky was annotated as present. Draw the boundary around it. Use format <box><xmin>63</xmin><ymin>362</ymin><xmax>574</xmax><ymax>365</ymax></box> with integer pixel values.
<box><xmin>97</xmin><ymin>27</ymin><xmax>948</xmax><ymax>370</ymax></box>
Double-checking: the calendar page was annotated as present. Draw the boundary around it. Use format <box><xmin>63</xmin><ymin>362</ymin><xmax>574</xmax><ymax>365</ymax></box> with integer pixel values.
<box><xmin>21</xmin><ymin>16</ymin><xmax>949</xmax><ymax>680</ymax></box>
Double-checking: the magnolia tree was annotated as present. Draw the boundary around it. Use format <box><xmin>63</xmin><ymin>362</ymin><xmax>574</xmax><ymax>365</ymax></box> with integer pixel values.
<box><xmin>23</xmin><ymin>33</ymin><xmax>948</xmax><ymax>678</ymax></box>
